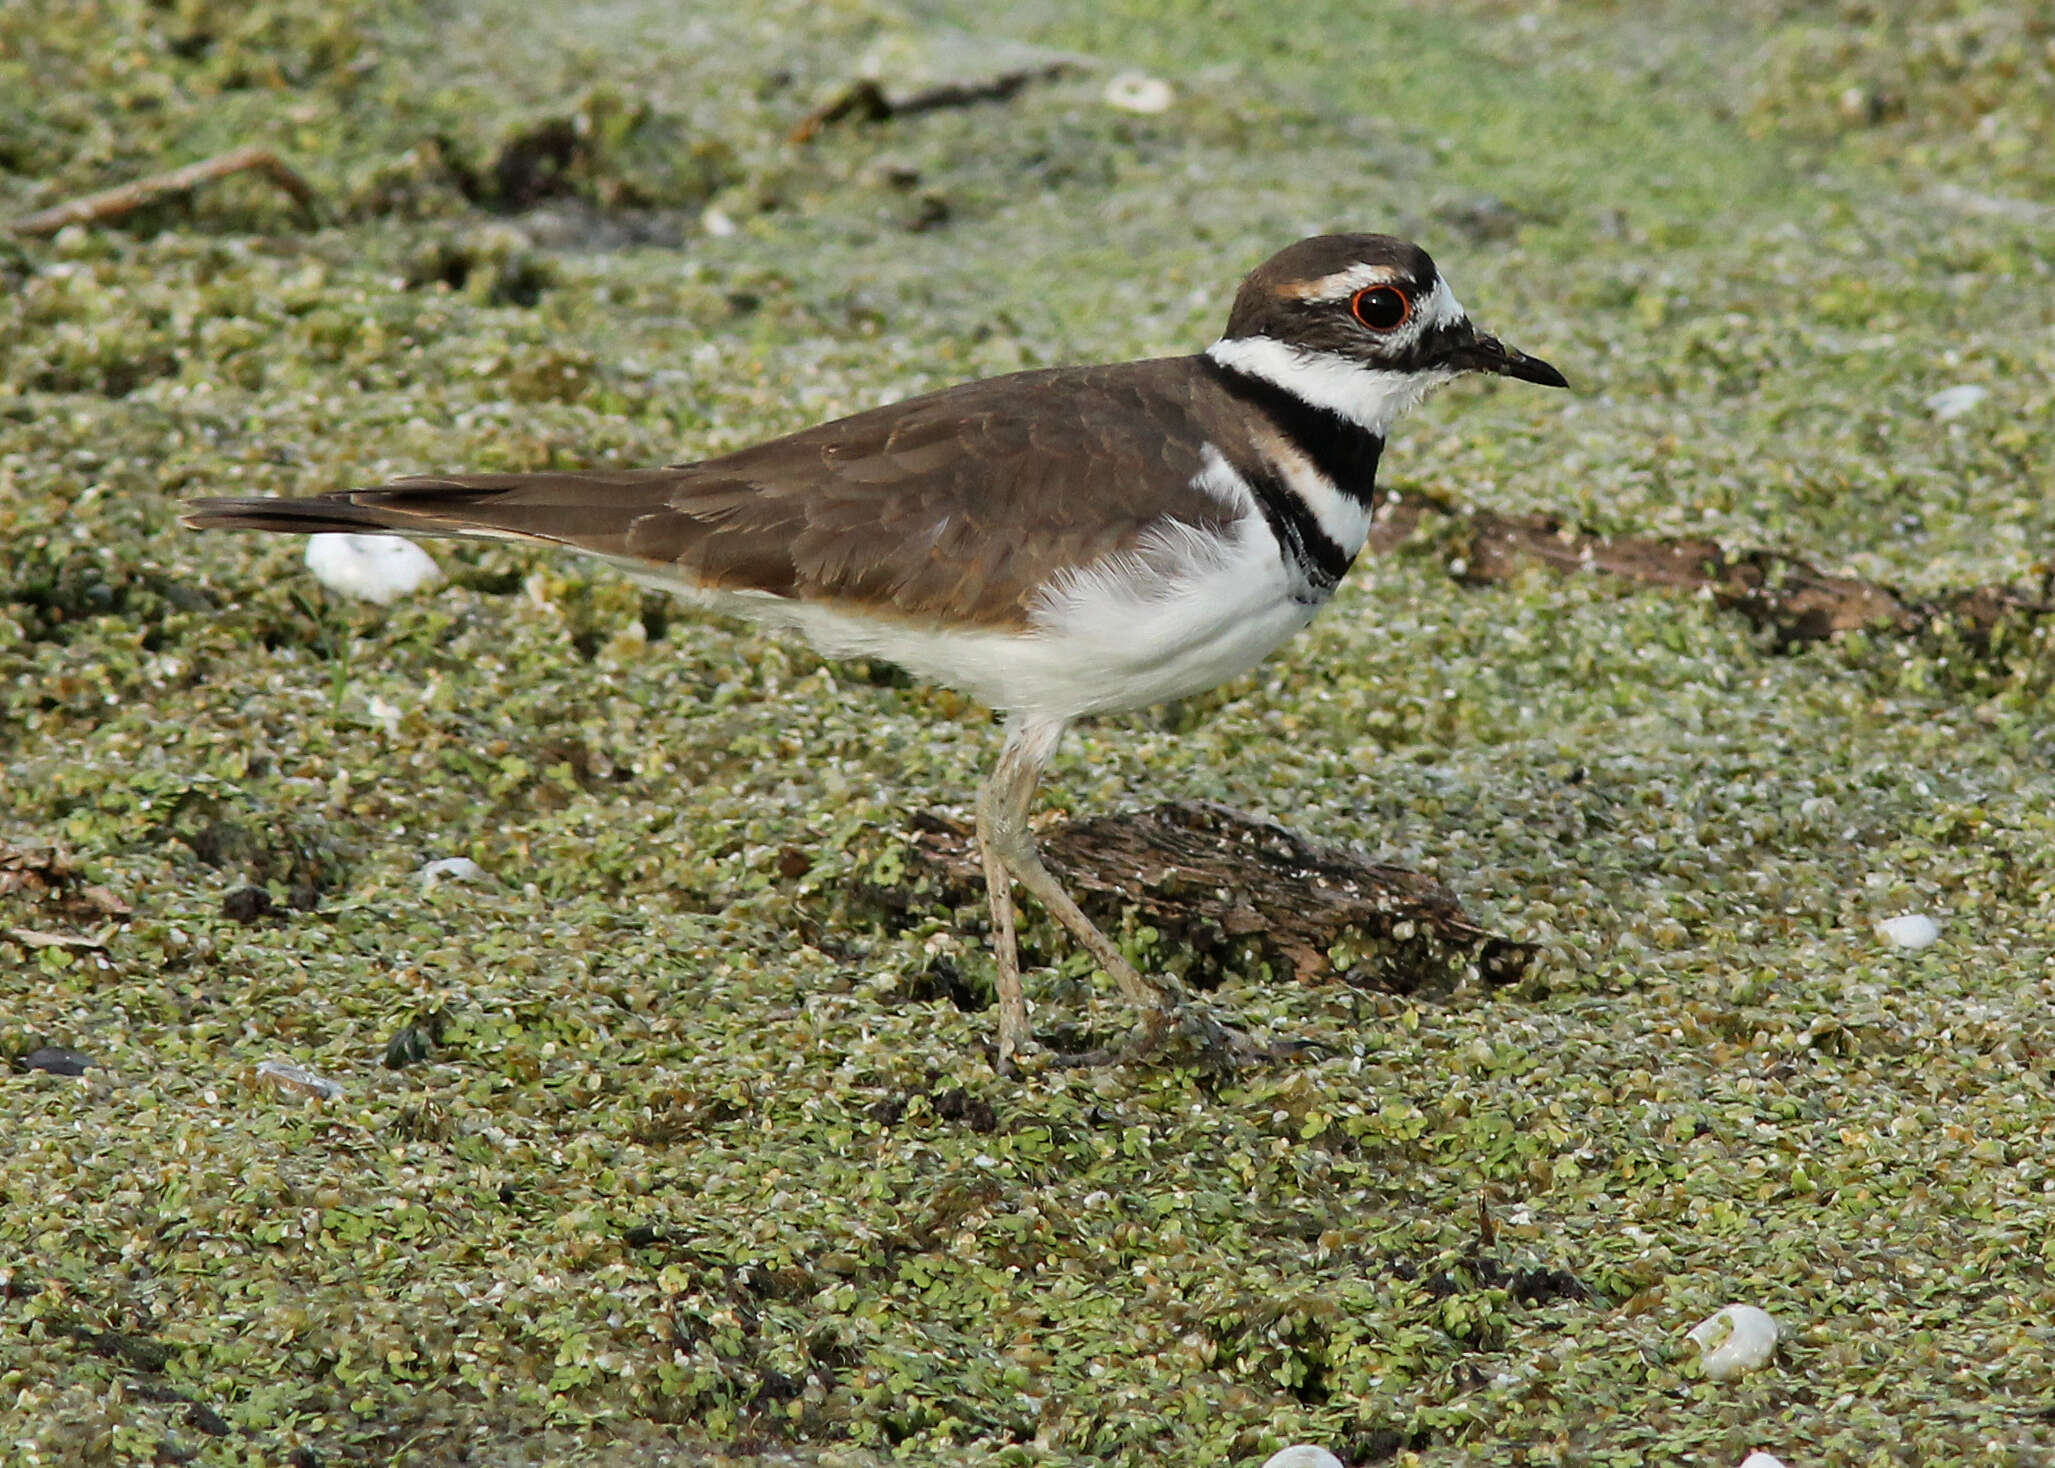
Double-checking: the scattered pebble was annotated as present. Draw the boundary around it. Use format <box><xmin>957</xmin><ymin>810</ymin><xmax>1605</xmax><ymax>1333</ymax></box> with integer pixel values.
<box><xmin>383</xmin><ymin>1023</ymin><xmax>439</xmax><ymax>1071</ymax></box>
<box><xmin>701</xmin><ymin>206</ymin><xmax>738</xmax><ymax>238</ymax></box>
<box><xmin>1876</xmin><ymin>913</ymin><xmax>1939</xmax><ymax>950</ymax></box>
<box><xmin>1739</xmin><ymin>1452</ymin><xmax>1791</xmax><ymax>1468</ymax></box>
<box><xmin>255</xmin><ymin>1059</ymin><xmax>344</xmax><ymax>1102</ymax></box>
<box><xmin>1923</xmin><ymin>383</ymin><xmax>1988</xmax><ymax>420</ymax></box>
<box><xmin>304</xmin><ymin>533</ymin><xmax>442</xmax><ymax>605</ymax></box>
<box><xmin>22</xmin><ymin>1046</ymin><xmax>94</xmax><ymax>1076</ymax></box>
<box><xmin>1262</xmin><ymin>1448</ymin><xmax>1345</xmax><ymax>1468</ymax></box>
<box><xmin>1687</xmin><ymin>1303</ymin><xmax>1781</xmax><ymax>1381</ymax></box>
<box><xmin>75</xmin><ymin>883</ymin><xmax>132</xmax><ymax>917</ymax></box>
<box><xmin>220</xmin><ymin>885</ymin><xmax>280</xmax><ymax>924</ymax></box>
<box><xmin>419</xmin><ymin>856</ymin><xmax>487</xmax><ymax>886</ymax></box>
<box><xmin>1104</xmin><ymin>71</ymin><xmax>1175</xmax><ymax>114</ymax></box>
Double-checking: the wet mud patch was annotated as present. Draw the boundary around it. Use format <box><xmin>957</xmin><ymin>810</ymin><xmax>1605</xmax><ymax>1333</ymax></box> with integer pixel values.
<box><xmin>856</xmin><ymin>801</ymin><xmax>1535</xmax><ymax>998</ymax></box>
<box><xmin>1433</xmin><ymin>501</ymin><xmax>2054</xmax><ymax>653</ymax></box>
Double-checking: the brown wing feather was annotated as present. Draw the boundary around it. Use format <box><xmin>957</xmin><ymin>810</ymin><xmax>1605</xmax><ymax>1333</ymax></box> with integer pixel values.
<box><xmin>183</xmin><ymin>358</ymin><xmax>1243</xmax><ymax>628</ymax></box>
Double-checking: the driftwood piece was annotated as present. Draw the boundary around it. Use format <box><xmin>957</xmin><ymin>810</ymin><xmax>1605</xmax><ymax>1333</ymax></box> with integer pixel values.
<box><xmin>8</xmin><ymin>926</ymin><xmax>110</xmax><ymax>952</ymax></box>
<box><xmin>1441</xmin><ymin>506</ymin><xmax>2052</xmax><ymax>648</ymax></box>
<box><xmin>873</xmin><ymin>801</ymin><xmax>1534</xmax><ymax>994</ymax></box>
<box><xmin>791</xmin><ymin>61</ymin><xmax>1078</xmax><ymax>143</ymax></box>
<box><xmin>7</xmin><ymin>146</ymin><xmax>321</xmax><ymax>238</ymax></box>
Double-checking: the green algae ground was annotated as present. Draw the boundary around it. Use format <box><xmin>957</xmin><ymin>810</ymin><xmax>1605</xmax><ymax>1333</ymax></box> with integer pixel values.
<box><xmin>4</xmin><ymin>1</ymin><xmax>2054</xmax><ymax>1463</ymax></box>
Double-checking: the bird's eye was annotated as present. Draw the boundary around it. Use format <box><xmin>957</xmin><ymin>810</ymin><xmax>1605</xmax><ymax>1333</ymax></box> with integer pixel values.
<box><xmin>1350</xmin><ymin>285</ymin><xmax>1411</xmax><ymax>332</ymax></box>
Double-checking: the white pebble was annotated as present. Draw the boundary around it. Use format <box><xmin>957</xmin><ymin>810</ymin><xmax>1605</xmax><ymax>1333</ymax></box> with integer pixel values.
<box><xmin>1262</xmin><ymin>1449</ymin><xmax>1345</xmax><ymax>1468</ymax></box>
<box><xmin>1923</xmin><ymin>383</ymin><xmax>1988</xmax><ymax>419</ymax></box>
<box><xmin>304</xmin><ymin>533</ymin><xmax>442</xmax><ymax>605</ymax></box>
<box><xmin>1686</xmin><ymin>1303</ymin><xmax>1780</xmax><ymax>1381</ymax></box>
<box><xmin>1876</xmin><ymin>913</ymin><xmax>1939</xmax><ymax>950</ymax></box>
<box><xmin>419</xmin><ymin>856</ymin><xmax>487</xmax><ymax>886</ymax></box>
<box><xmin>1104</xmin><ymin>71</ymin><xmax>1175</xmax><ymax>114</ymax></box>
<box><xmin>701</xmin><ymin>205</ymin><xmax>738</xmax><ymax>238</ymax></box>
<box><xmin>1739</xmin><ymin>1453</ymin><xmax>1791</xmax><ymax>1468</ymax></box>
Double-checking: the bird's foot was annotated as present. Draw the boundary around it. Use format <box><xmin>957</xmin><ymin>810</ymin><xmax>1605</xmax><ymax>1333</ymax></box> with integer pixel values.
<box><xmin>1042</xmin><ymin>1001</ymin><xmax>1314</xmax><ymax>1070</ymax></box>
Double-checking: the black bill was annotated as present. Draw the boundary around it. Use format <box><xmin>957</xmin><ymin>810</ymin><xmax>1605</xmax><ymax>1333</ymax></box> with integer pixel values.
<box><xmin>1443</xmin><ymin>330</ymin><xmax>1569</xmax><ymax>389</ymax></box>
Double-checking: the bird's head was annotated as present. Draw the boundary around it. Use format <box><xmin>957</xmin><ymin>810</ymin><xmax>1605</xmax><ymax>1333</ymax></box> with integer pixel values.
<box><xmin>1209</xmin><ymin>233</ymin><xmax>1567</xmax><ymax>434</ymax></box>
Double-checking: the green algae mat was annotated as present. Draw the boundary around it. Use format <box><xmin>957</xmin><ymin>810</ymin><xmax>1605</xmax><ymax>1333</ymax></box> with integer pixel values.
<box><xmin>5</xmin><ymin>1</ymin><xmax>2054</xmax><ymax>1463</ymax></box>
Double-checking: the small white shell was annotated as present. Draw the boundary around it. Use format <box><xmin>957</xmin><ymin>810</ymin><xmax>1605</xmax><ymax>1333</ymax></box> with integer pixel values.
<box><xmin>419</xmin><ymin>856</ymin><xmax>487</xmax><ymax>887</ymax></box>
<box><xmin>1739</xmin><ymin>1452</ymin><xmax>1791</xmax><ymax>1468</ymax></box>
<box><xmin>305</xmin><ymin>533</ymin><xmax>441</xmax><ymax>605</ymax></box>
<box><xmin>1262</xmin><ymin>1449</ymin><xmax>1345</xmax><ymax>1468</ymax></box>
<box><xmin>1687</xmin><ymin>1303</ymin><xmax>1781</xmax><ymax>1381</ymax></box>
<box><xmin>1923</xmin><ymin>383</ymin><xmax>1988</xmax><ymax>419</ymax></box>
<box><xmin>1876</xmin><ymin>914</ymin><xmax>1940</xmax><ymax>950</ymax></box>
<box><xmin>1103</xmin><ymin>71</ymin><xmax>1175</xmax><ymax>114</ymax></box>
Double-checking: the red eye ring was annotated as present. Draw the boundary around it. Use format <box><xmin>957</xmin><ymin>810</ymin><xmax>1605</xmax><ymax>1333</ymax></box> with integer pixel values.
<box><xmin>1350</xmin><ymin>285</ymin><xmax>1411</xmax><ymax>332</ymax></box>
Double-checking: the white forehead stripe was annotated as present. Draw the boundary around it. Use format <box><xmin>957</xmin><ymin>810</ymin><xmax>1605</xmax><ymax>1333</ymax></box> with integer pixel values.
<box><xmin>1291</xmin><ymin>261</ymin><xmax>1404</xmax><ymax>301</ymax></box>
<box><xmin>1288</xmin><ymin>266</ymin><xmax>1466</xmax><ymax>332</ymax></box>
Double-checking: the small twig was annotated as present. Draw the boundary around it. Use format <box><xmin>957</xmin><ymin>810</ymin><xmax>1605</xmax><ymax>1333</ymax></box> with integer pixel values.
<box><xmin>789</xmin><ymin>79</ymin><xmax>894</xmax><ymax>144</ymax></box>
<box><xmin>790</xmin><ymin>63</ymin><xmax>1077</xmax><ymax>144</ymax></box>
<box><xmin>8</xmin><ymin>925</ymin><xmax>111</xmax><ymax>952</ymax></box>
<box><xmin>6</xmin><ymin>145</ymin><xmax>322</xmax><ymax>238</ymax></box>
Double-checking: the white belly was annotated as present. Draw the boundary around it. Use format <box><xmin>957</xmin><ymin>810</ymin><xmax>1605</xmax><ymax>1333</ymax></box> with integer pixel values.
<box><xmin>635</xmin><ymin>513</ymin><xmax>1329</xmax><ymax>721</ymax></box>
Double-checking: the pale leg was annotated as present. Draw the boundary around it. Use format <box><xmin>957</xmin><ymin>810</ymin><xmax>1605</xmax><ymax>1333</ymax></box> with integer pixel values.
<box><xmin>973</xmin><ymin>794</ymin><xmax>1028</xmax><ymax>1069</ymax></box>
<box><xmin>975</xmin><ymin>714</ymin><xmax>1186</xmax><ymax>1068</ymax></box>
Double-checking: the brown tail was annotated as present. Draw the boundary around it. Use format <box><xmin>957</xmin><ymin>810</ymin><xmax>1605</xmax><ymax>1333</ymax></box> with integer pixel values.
<box><xmin>180</xmin><ymin>494</ymin><xmax>445</xmax><ymax>536</ymax></box>
<box><xmin>180</xmin><ymin>470</ymin><xmax>688</xmax><ymax>551</ymax></box>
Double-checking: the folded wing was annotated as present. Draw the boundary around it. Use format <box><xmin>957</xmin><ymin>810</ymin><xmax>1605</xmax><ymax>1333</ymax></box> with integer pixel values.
<box><xmin>183</xmin><ymin>360</ymin><xmax>1240</xmax><ymax>629</ymax></box>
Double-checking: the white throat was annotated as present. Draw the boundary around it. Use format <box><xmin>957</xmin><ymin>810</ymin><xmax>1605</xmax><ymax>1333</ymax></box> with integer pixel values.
<box><xmin>1205</xmin><ymin>335</ymin><xmax>1456</xmax><ymax>438</ymax></box>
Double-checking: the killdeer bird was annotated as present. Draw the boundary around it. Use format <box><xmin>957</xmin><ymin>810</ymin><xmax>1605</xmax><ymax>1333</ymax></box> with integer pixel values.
<box><xmin>184</xmin><ymin>233</ymin><xmax>1566</xmax><ymax>1070</ymax></box>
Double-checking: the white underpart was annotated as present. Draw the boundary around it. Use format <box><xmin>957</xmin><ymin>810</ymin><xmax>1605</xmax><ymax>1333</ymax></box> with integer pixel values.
<box><xmin>1206</xmin><ymin>333</ymin><xmax>1459</xmax><ymax>437</ymax></box>
<box><xmin>1025</xmin><ymin>450</ymin><xmax>1324</xmax><ymax>713</ymax></box>
<box><xmin>612</xmin><ymin>447</ymin><xmax>1325</xmax><ymax>721</ymax></box>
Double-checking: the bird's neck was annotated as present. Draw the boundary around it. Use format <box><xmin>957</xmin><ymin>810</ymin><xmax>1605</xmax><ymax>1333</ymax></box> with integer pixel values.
<box><xmin>1202</xmin><ymin>343</ymin><xmax>1389</xmax><ymax>505</ymax></box>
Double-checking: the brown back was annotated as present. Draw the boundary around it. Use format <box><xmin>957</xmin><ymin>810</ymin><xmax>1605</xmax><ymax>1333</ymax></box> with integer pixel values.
<box><xmin>192</xmin><ymin>358</ymin><xmax>1261</xmax><ymax>630</ymax></box>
